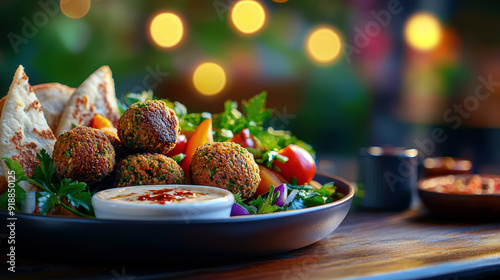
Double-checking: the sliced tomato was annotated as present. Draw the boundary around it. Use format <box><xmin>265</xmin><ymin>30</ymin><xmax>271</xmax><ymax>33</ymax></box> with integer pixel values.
<box><xmin>254</xmin><ymin>165</ymin><xmax>288</xmax><ymax>197</ymax></box>
<box><xmin>166</xmin><ymin>134</ymin><xmax>187</xmax><ymax>157</ymax></box>
<box><xmin>180</xmin><ymin>119</ymin><xmax>213</xmax><ymax>180</ymax></box>
<box><xmin>273</xmin><ymin>144</ymin><xmax>316</xmax><ymax>185</ymax></box>
<box><xmin>228</xmin><ymin>128</ymin><xmax>261</xmax><ymax>149</ymax></box>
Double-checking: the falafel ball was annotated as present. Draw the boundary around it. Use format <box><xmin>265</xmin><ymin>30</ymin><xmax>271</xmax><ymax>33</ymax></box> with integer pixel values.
<box><xmin>116</xmin><ymin>153</ymin><xmax>185</xmax><ymax>188</ymax></box>
<box><xmin>53</xmin><ymin>126</ymin><xmax>115</xmax><ymax>184</ymax></box>
<box><xmin>190</xmin><ymin>142</ymin><xmax>260</xmax><ymax>198</ymax></box>
<box><xmin>117</xmin><ymin>100</ymin><xmax>179</xmax><ymax>154</ymax></box>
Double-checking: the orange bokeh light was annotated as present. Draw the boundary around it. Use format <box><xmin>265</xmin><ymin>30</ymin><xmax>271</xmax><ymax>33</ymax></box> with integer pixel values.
<box><xmin>60</xmin><ymin>0</ymin><xmax>91</xmax><ymax>19</ymax></box>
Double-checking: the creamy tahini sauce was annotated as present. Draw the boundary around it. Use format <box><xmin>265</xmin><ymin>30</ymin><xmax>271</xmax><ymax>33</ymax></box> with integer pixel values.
<box><xmin>98</xmin><ymin>187</ymin><xmax>224</xmax><ymax>205</ymax></box>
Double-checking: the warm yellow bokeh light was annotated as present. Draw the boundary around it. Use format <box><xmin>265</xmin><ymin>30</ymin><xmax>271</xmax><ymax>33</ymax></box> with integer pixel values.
<box><xmin>231</xmin><ymin>0</ymin><xmax>266</xmax><ymax>34</ymax></box>
<box><xmin>150</xmin><ymin>13</ymin><xmax>184</xmax><ymax>48</ymax></box>
<box><xmin>193</xmin><ymin>63</ymin><xmax>226</xmax><ymax>96</ymax></box>
<box><xmin>404</xmin><ymin>12</ymin><xmax>442</xmax><ymax>51</ymax></box>
<box><xmin>60</xmin><ymin>0</ymin><xmax>91</xmax><ymax>19</ymax></box>
<box><xmin>305</xmin><ymin>26</ymin><xmax>342</xmax><ymax>65</ymax></box>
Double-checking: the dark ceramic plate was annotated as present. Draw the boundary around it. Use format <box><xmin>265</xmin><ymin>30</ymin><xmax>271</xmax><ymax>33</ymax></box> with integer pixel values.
<box><xmin>0</xmin><ymin>173</ymin><xmax>354</xmax><ymax>264</ymax></box>
<box><xmin>418</xmin><ymin>175</ymin><xmax>500</xmax><ymax>219</ymax></box>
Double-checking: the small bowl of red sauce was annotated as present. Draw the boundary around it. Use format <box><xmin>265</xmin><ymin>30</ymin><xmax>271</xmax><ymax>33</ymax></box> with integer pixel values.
<box><xmin>418</xmin><ymin>175</ymin><xmax>500</xmax><ymax>219</ymax></box>
<box><xmin>92</xmin><ymin>185</ymin><xmax>234</xmax><ymax>220</ymax></box>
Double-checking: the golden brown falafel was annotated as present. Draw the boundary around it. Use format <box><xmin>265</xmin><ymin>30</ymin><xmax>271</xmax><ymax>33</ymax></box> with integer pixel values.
<box><xmin>53</xmin><ymin>126</ymin><xmax>115</xmax><ymax>184</ymax></box>
<box><xmin>117</xmin><ymin>100</ymin><xmax>179</xmax><ymax>154</ymax></box>
<box><xmin>116</xmin><ymin>153</ymin><xmax>184</xmax><ymax>188</ymax></box>
<box><xmin>190</xmin><ymin>142</ymin><xmax>260</xmax><ymax>198</ymax></box>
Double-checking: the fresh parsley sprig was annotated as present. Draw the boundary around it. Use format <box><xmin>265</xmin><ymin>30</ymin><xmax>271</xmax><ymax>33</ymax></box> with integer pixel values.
<box><xmin>287</xmin><ymin>182</ymin><xmax>343</xmax><ymax>209</ymax></box>
<box><xmin>234</xmin><ymin>185</ymin><xmax>282</xmax><ymax>215</ymax></box>
<box><xmin>242</xmin><ymin>92</ymin><xmax>273</xmax><ymax>125</ymax></box>
<box><xmin>36</xmin><ymin>178</ymin><xmax>91</xmax><ymax>216</ymax></box>
<box><xmin>0</xmin><ymin>157</ymin><xmax>28</xmax><ymax>211</ymax></box>
<box><xmin>249</xmin><ymin>185</ymin><xmax>281</xmax><ymax>214</ymax></box>
<box><xmin>0</xmin><ymin>150</ymin><xmax>94</xmax><ymax>218</ymax></box>
<box><xmin>27</xmin><ymin>150</ymin><xmax>94</xmax><ymax>218</ymax></box>
<box><xmin>234</xmin><ymin>181</ymin><xmax>342</xmax><ymax>215</ymax></box>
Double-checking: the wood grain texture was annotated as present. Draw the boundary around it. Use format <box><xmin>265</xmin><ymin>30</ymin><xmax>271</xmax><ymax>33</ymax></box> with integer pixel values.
<box><xmin>173</xmin><ymin>210</ymin><xmax>500</xmax><ymax>280</ymax></box>
<box><xmin>3</xmin><ymin>209</ymin><xmax>500</xmax><ymax>280</ymax></box>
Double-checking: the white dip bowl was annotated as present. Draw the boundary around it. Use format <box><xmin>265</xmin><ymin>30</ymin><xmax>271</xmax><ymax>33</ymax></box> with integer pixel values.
<box><xmin>92</xmin><ymin>185</ymin><xmax>234</xmax><ymax>221</ymax></box>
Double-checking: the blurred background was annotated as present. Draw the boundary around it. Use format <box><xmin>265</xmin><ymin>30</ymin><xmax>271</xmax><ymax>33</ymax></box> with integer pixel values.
<box><xmin>1</xmin><ymin>0</ymin><xmax>500</xmax><ymax>176</ymax></box>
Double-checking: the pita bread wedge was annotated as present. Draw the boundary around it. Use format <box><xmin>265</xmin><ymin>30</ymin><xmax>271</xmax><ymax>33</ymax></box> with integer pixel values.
<box><xmin>55</xmin><ymin>66</ymin><xmax>120</xmax><ymax>136</ymax></box>
<box><xmin>32</xmin><ymin>83</ymin><xmax>74</xmax><ymax>133</ymax></box>
<box><xmin>0</xmin><ymin>83</ymin><xmax>74</xmax><ymax>133</ymax></box>
<box><xmin>0</xmin><ymin>65</ymin><xmax>57</xmax><ymax>213</ymax></box>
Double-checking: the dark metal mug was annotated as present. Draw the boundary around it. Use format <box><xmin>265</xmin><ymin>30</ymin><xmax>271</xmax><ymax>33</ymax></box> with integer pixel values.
<box><xmin>358</xmin><ymin>147</ymin><xmax>418</xmax><ymax>210</ymax></box>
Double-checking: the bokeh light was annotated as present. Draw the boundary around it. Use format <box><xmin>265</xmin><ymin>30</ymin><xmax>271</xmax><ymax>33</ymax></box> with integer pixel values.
<box><xmin>231</xmin><ymin>0</ymin><xmax>266</xmax><ymax>34</ymax></box>
<box><xmin>193</xmin><ymin>62</ymin><xmax>226</xmax><ymax>96</ymax></box>
<box><xmin>305</xmin><ymin>26</ymin><xmax>342</xmax><ymax>65</ymax></box>
<box><xmin>60</xmin><ymin>0</ymin><xmax>91</xmax><ymax>19</ymax></box>
<box><xmin>404</xmin><ymin>12</ymin><xmax>442</xmax><ymax>51</ymax></box>
<box><xmin>150</xmin><ymin>13</ymin><xmax>184</xmax><ymax>48</ymax></box>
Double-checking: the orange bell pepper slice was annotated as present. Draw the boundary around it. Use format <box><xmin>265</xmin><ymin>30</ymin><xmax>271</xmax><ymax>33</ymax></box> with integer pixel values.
<box><xmin>90</xmin><ymin>113</ymin><xmax>113</xmax><ymax>129</ymax></box>
<box><xmin>180</xmin><ymin>118</ymin><xmax>213</xmax><ymax>181</ymax></box>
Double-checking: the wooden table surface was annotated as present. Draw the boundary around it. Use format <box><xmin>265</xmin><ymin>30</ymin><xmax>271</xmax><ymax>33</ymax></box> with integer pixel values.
<box><xmin>2</xmin><ymin>208</ymin><xmax>500</xmax><ymax>280</ymax></box>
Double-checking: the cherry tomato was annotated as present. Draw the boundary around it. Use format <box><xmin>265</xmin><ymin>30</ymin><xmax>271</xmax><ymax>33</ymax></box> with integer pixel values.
<box><xmin>166</xmin><ymin>134</ymin><xmax>187</xmax><ymax>157</ymax></box>
<box><xmin>273</xmin><ymin>144</ymin><xmax>316</xmax><ymax>185</ymax></box>
<box><xmin>180</xmin><ymin>119</ymin><xmax>213</xmax><ymax>180</ymax></box>
<box><xmin>229</xmin><ymin>128</ymin><xmax>256</xmax><ymax>148</ymax></box>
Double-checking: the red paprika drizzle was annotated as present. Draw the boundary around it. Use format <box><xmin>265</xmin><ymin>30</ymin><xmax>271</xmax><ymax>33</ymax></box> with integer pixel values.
<box><xmin>136</xmin><ymin>188</ymin><xmax>197</xmax><ymax>204</ymax></box>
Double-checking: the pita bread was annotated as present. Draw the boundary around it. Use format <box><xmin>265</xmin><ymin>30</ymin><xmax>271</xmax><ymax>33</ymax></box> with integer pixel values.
<box><xmin>0</xmin><ymin>84</ymin><xmax>67</xmax><ymax>192</ymax></box>
<box><xmin>0</xmin><ymin>65</ymin><xmax>57</xmax><ymax>212</ymax></box>
<box><xmin>32</xmin><ymin>83</ymin><xmax>74</xmax><ymax>133</ymax></box>
<box><xmin>55</xmin><ymin>66</ymin><xmax>120</xmax><ymax>136</ymax></box>
<box><xmin>0</xmin><ymin>83</ymin><xmax>74</xmax><ymax>133</ymax></box>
